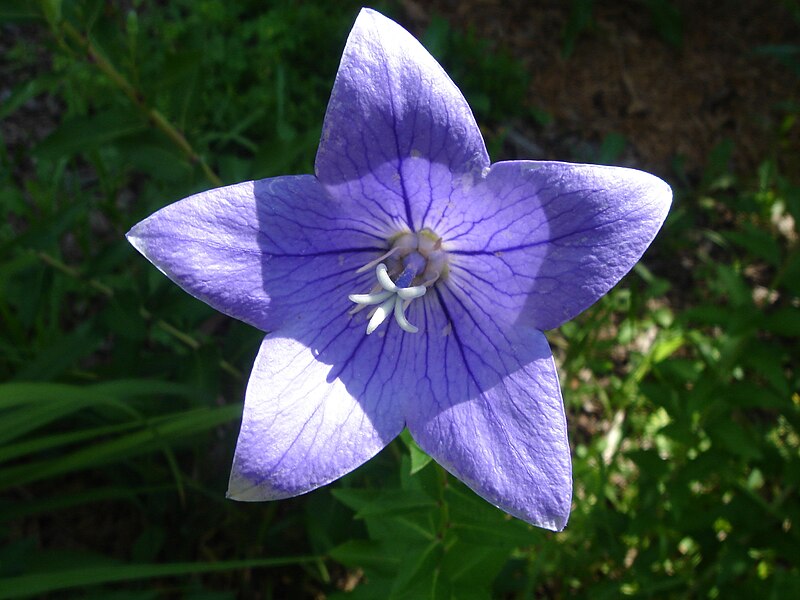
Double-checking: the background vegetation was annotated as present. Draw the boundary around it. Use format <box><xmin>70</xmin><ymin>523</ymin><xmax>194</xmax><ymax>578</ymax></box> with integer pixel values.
<box><xmin>1</xmin><ymin>0</ymin><xmax>798</xmax><ymax>597</ymax></box>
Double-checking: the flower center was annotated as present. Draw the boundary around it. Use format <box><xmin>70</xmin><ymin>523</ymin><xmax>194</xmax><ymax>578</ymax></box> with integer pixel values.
<box><xmin>348</xmin><ymin>229</ymin><xmax>447</xmax><ymax>335</ymax></box>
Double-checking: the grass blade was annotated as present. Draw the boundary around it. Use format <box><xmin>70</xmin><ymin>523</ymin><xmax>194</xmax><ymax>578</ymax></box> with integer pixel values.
<box><xmin>0</xmin><ymin>556</ymin><xmax>319</xmax><ymax>598</ymax></box>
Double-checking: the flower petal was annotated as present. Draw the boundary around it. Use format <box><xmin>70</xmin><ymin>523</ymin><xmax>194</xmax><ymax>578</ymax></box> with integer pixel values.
<box><xmin>315</xmin><ymin>8</ymin><xmax>489</xmax><ymax>231</ymax></box>
<box><xmin>228</xmin><ymin>310</ymin><xmax>415</xmax><ymax>500</ymax></box>
<box><xmin>444</xmin><ymin>161</ymin><xmax>672</xmax><ymax>330</ymax></box>
<box><xmin>405</xmin><ymin>286</ymin><xmax>572</xmax><ymax>530</ymax></box>
<box><xmin>127</xmin><ymin>175</ymin><xmax>386</xmax><ymax>332</ymax></box>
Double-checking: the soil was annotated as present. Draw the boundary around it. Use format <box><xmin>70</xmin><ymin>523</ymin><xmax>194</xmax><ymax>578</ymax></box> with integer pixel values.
<box><xmin>401</xmin><ymin>0</ymin><xmax>800</xmax><ymax>179</ymax></box>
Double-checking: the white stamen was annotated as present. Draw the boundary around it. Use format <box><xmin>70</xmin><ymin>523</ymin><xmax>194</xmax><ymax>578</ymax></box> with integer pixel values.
<box><xmin>348</xmin><ymin>290</ymin><xmax>393</xmax><ymax>305</ymax></box>
<box><xmin>375</xmin><ymin>263</ymin><xmax>398</xmax><ymax>292</ymax></box>
<box><xmin>351</xmin><ymin>263</ymin><xmax>426</xmax><ymax>334</ymax></box>
<box><xmin>397</xmin><ymin>285</ymin><xmax>426</xmax><ymax>300</ymax></box>
<box><xmin>366</xmin><ymin>297</ymin><xmax>395</xmax><ymax>335</ymax></box>
<box><xmin>393</xmin><ymin>298</ymin><xmax>418</xmax><ymax>333</ymax></box>
<box><xmin>349</xmin><ymin>229</ymin><xmax>445</xmax><ymax>336</ymax></box>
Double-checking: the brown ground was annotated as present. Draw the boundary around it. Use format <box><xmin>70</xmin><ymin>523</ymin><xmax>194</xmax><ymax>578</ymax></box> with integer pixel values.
<box><xmin>401</xmin><ymin>0</ymin><xmax>800</xmax><ymax>178</ymax></box>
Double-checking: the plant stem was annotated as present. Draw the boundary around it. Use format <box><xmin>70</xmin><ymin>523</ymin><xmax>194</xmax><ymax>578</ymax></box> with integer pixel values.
<box><xmin>60</xmin><ymin>21</ymin><xmax>222</xmax><ymax>188</ymax></box>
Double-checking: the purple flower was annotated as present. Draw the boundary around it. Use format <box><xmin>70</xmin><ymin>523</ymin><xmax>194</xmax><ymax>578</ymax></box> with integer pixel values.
<box><xmin>127</xmin><ymin>8</ymin><xmax>670</xmax><ymax>531</ymax></box>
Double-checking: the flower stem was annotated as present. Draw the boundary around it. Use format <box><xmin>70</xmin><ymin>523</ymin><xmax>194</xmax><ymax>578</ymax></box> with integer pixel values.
<box><xmin>36</xmin><ymin>250</ymin><xmax>114</xmax><ymax>298</ymax></box>
<box><xmin>59</xmin><ymin>21</ymin><xmax>223</xmax><ymax>188</ymax></box>
<box><xmin>436</xmin><ymin>463</ymin><xmax>451</xmax><ymax>540</ymax></box>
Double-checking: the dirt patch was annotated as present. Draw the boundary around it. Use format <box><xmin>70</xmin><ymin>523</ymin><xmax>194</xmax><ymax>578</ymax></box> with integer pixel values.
<box><xmin>401</xmin><ymin>0</ymin><xmax>800</xmax><ymax>177</ymax></box>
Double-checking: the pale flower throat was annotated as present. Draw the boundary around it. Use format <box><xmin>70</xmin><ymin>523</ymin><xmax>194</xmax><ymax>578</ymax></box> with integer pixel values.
<box><xmin>348</xmin><ymin>229</ymin><xmax>447</xmax><ymax>335</ymax></box>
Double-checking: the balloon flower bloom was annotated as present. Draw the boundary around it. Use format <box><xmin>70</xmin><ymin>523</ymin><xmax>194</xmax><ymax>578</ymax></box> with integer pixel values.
<box><xmin>128</xmin><ymin>8</ymin><xmax>671</xmax><ymax>531</ymax></box>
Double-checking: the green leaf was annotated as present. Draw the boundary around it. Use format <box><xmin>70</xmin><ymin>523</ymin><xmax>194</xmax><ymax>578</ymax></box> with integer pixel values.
<box><xmin>0</xmin><ymin>557</ymin><xmax>318</xmax><ymax>599</ymax></box>
<box><xmin>363</xmin><ymin>512</ymin><xmax>437</xmax><ymax>545</ymax></box>
<box><xmin>354</xmin><ymin>490</ymin><xmax>437</xmax><ymax>519</ymax></box>
<box><xmin>0</xmin><ymin>380</ymin><xmax>193</xmax><ymax>443</ymax></box>
<box><xmin>0</xmin><ymin>383</ymin><xmax>134</xmax><ymax>445</ymax></box>
<box><xmin>781</xmin><ymin>249</ymin><xmax>800</xmax><ymax>296</ymax></box>
<box><xmin>399</xmin><ymin>429</ymin><xmax>432</xmax><ymax>475</ymax></box>
<box><xmin>446</xmin><ymin>486</ymin><xmax>537</xmax><ymax>547</ymax></box>
<box><xmin>742</xmin><ymin>342</ymin><xmax>791</xmax><ymax>395</ymax></box>
<box><xmin>645</xmin><ymin>0</ymin><xmax>683</xmax><ymax>47</ymax></box>
<box><xmin>651</xmin><ymin>332</ymin><xmax>686</xmax><ymax>364</ymax></box>
<box><xmin>447</xmin><ymin>521</ymin><xmax>536</xmax><ymax>548</ymax></box>
<box><xmin>88</xmin><ymin>379</ymin><xmax>194</xmax><ymax>400</ymax></box>
<box><xmin>389</xmin><ymin>541</ymin><xmax>441</xmax><ymax>600</ymax></box>
<box><xmin>13</xmin><ymin>323</ymin><xmax>102</xmax><ymax>382</ymax></box>
<box><xmin>408</xmin><ymin>444</ymin><xmax>433</xmax><ymax>475</ymax></box>
<box><xmin>709</xmin><ymin>420</ymin><xmax>764</xmax><ymax>460</ymax></box>
<box><xmin>598</xmin><ymin>132</ymin><xmax>627</xmax><ymax>165</ymax></box>
<box><xmin>131</xmin><ymin>527</ymin><xmax>166</xmax><ymax>563</ymax></box>
<box><xmin>40</xmin><ymin>0</ymin><xmax>61</xmax><ymax>28</ymax></box>
<box><xmin>330</xmin><ymin>488</ymin><xmax>381</xmax><ymax>513</ymax></box>
<box><xmin>438</xmin><ymin>541</ymin><xmax>506</xmax><ymax>599</ymax></box>
<box><xmin>762</xmin><ymin>307</ymin><xmax>800</xmax><ymax>337</ymax></box>
<box><xmin>0</xmin><ymin>0</ymin><xmax>41</xmax><ymax>20</ymax></box>
<box><xmin>116</xmin><ymin>136</ymin><xmax>192</xmax><ymax>182</ymax></box>
<box><xmin>329</xmin><ymin>540</ymin><xmax>399</xmax><ymax>573</ymax></box>
<box><xmin>35</xmin><ymin>108</ymin><xmax>145</xmax><ymax>161</ymax></box>
<box><xmin>724</xmin><ymin>225</ymin><xmax>782</xmax><ymax>266</ymax></box>
<box><xmin>0</xmin><ymin>404</ymin><xmax>242</xmax><ymax>490</ymax></box>
<box><xmin>727</xmin><ymin>381</ymin><xmax>786</xmax><ymax>410</ymax></box>
<box><xmin>0</xmin><ymin>421</ymin><xmax>137</xmax><ymax>465</ymax></box>
<box><xmin>0</xmin><ymin>486</ymin><xmax>170</xmax><ymax>521</ymax></box>
<box><xmin>0</xmin><ymin>77</ymin><xmax>57</xmax><ymax>120</ymax></box>
<box><xmin>561</xmin><ymin>0</ymin><xmax>595</xmax><ymax>57</ymax></box>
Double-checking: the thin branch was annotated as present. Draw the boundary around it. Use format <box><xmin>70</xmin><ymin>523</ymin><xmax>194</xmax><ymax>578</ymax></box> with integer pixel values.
<box><xmin>60</xmin><ymin>21</ymin><xmax>223</xmax><ymax>187</ymax></box>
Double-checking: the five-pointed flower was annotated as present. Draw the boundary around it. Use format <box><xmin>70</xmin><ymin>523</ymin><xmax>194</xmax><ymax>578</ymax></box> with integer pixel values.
<box><xmin>127</xmin><ymin>8</ymin><xmax>671</xmax><ymax>531</ymax></box>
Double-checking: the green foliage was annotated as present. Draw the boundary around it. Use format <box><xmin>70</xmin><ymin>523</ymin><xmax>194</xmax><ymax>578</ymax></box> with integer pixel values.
<box><xmin>561</xmin><ymin>0</ymin><xmax>684</xmax><ymax>54</ymax></box>
<box><xmin>422</xmin><ymin>15</ymin><xmax>530</xmax><ymax>120</ymax></box>
<box><xmin>549</xmin><ymin>148</ymin><xmax>800</xmax><ymax>597</ymax></box>
<box><xmin>329</xmin><ymin>457</ymin><xmax>536</xmax><ymax>599</ymax></box>
<box><xmin>1</xmin><ymin>0</ymin><xmax>798</xmax><ymax>597</ymax></box>
<box><xmin>0</xmin><ymin>556</ymin><xmax>317</xmax><ymax>599</ymax></box>
<box><xmin>562</xmin><ymin>0</ymin><xmax>596</xmax><ymax>57</ymax></box>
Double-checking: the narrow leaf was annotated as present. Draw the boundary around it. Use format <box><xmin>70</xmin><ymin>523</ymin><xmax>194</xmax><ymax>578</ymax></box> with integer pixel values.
<box><xmin>0</xmin><ymin>557</ymin><xmax>318</xmax><ymax>599</ymax></box>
